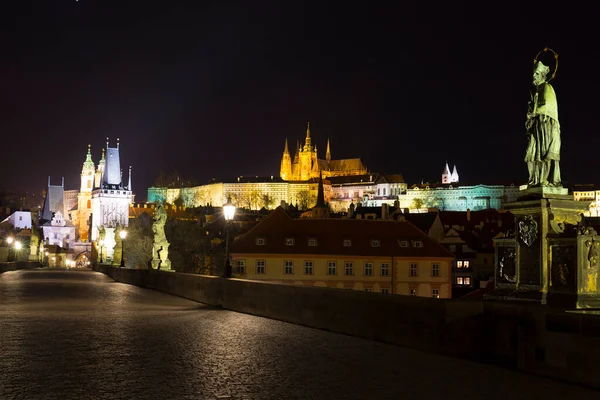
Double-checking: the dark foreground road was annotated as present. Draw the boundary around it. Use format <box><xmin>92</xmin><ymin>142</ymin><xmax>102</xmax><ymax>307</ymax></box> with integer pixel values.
<box><xmin>0</xmin><ymin>269</ymin><xmax>597</xmax><ymax>400</ymax></box>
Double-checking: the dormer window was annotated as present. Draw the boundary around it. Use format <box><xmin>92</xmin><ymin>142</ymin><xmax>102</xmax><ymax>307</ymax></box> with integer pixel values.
<box><xmin>343</xmin><ymin>239</ymin><xmax>352</xmax><ymax>247</ymax></box>
<box><xmin>308</xmin><ymin>238</ymin><xmax>318</xmax><ymax>246</ymax></box>
<box><xmin>371</xmin><ymin>239</ymin><xmax>380</xmax><ymax>247</ymax></box>
<box><xmin>413</xmin><ymin>240</ymin><xmax>423</xmax><ymax>248</ymax></box>
<box><xmin>285</xmin><ymin>237</ymin><xmax>295</xmax><ymax>246</ymax></box>
<box><xmin>399</xmin><ymin>240</ymin><xmax>408</xmax><ymax>248</ymax></box>
<box><xmin>256</xmin><ymin>237</ymin><xmax>266</xmax><ymax>246</ymax></box>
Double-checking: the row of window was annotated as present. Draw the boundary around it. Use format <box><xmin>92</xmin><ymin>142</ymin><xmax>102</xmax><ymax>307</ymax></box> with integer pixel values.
<box><xmin>409</xmin><ymin>288</ymin><xmax>440</xmax><ymax>299</ymax></box>
<box><xmin>235</xmin><ymin>260</ymin><xmax>442</xmax><ymax>277</ymax></box>
<box><xmin>257</xmin><ymin>237</ymin><xmax>423</xmax><ymax>248</ymax></box>
<box><xmin>456</xmin><ymin>276</ymin><xmax>471</xmax><ymax>285</ymax></box>
<box><xmin>456</xmin><ymin>260</ymin><xmax>470</xmax><ymax>268</ymax></box>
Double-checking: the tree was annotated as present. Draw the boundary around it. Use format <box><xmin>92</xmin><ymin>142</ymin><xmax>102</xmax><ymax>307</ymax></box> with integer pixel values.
<box><xmin>296</xmin><ymin>190</ymin><xmax>310</xmax><ymax>210</ymax></box>
<box><xmin>249</xmin><ymin>190</ymin><xmax>261</xmax><ymax>210</ymax></box>
<box><xmin>261</xmin><ymin>194</ymin><xmax>275</xmax><ymax>209</ymax></box>
<box><xmin>125</xmin><ymin>212</ymin><xmax>153</xmax><ymax>269</ymax></box>
<box><xmin>411</xmin><ymin>198</ymin><xmax>424</xmax><ymax>210</ymax></box>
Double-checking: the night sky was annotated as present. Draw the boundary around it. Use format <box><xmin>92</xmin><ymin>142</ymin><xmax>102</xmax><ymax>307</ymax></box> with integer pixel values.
<box><xmin>1</xmin><ymin>2</ymin><xmax>597</xmax><ymax>201</ymax></box>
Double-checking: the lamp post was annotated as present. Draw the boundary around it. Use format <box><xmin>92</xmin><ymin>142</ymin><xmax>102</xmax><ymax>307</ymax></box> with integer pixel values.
<box><xmin>6</xmin><ymin>237</ymin><xmax>13</xmax><ymax>262</ymax></box>
<box><xmin>99</xmin><ymin>239</ymin><xmax>104</xmax><ymax>263</ymax></box>
<box><xmin>119</xmin><ymin>229</ymin><xmax>127</xmax><ymax>268</ymax></box>
<box><xmin>223</xmin><ymin>195</ymin><xmax>236</xmax><ymax>278</ymax></box>
<box><xmin>14</xmin><ymin>241</ymin><xmax>22</xmax><ymax>262</ymax></box>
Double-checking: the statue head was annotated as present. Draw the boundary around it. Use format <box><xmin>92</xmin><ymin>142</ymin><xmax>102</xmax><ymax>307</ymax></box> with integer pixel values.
<box><xmin>533</xmin><ymin>61</ymin><xmax>550</xmax><ymax>86</ymax></box>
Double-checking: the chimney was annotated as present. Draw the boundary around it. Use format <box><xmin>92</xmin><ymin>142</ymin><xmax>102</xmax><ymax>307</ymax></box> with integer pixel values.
<box><xmin>382</xmin><ymin>203</ymin><xmax>389</xmax><ymax>220</ymax></box>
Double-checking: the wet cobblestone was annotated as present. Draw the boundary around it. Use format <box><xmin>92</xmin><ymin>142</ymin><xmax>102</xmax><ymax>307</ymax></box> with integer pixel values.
<box><xmin>0</xmin><ymin>269</ymin><xmax>598</xmax><ymax>399</ymax></box>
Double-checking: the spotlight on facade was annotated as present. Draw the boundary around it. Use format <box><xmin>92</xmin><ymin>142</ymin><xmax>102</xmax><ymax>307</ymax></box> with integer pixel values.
<box><xmin>119</xmin><ymin>229</ymin><xmax>127</xmax><ymax>268</ymax></box>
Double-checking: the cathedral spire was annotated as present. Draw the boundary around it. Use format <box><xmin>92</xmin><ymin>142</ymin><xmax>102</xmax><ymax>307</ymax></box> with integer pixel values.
<box><xmin>326</xmin><ymin>138</ymin><xmax>331</xmax><ymax>163</ymax></box>
<box><xmin>283</xmin><ymin>138</ymin><xmax>289</xmax><ymax>154</ymax></box>
<box><xmin>304</xmin><ymin>121</ymin><xmax>312</xmax><ymax>149</ymax></box>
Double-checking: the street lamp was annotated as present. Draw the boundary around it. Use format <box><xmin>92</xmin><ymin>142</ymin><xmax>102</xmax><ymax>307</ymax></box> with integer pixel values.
<box><xmin>119</xmin><ymin>229</ymin><xmax>127</xmax><ymax>268</ymax></box>
<box><xmin>6</xmin><ymin>237</ymin><xmax>13</xmax><ymax>245</ymax></box>
<box><xmin>99</xmin><ymin>239</ymin><xmax>104</xmax><ymax>263</ymax></box>
<box><xmin>223</xmin><ymin>195</ymin><xmax>236</xmax><ymax>278</ymax></box>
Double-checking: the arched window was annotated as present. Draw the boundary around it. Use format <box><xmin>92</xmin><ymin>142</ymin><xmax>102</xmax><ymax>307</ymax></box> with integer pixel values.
<box><xmin>87</xmin><ymin>199</ymin><xmax>91</xmax><ymax>209</ymax></box>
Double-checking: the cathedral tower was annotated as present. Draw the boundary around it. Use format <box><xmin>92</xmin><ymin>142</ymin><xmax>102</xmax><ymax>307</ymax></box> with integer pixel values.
<box><xmin>451</xmin><ymin>165</ymin><xmax>459</xmax><ymax>183</ymax></box>
<box><xmin>326</xmin><ymin>138</ymin><xmax>331</xmax><ymax>163</ymax></box>
<box><xmin>299</xmin><ymin>122</ymin><xmax>315</xmax><ymax>181</ymax></box>
<box><xmin>280</xmin><ymin>138</ymin><xmax>292</xmax><ymax>181</ymax></box>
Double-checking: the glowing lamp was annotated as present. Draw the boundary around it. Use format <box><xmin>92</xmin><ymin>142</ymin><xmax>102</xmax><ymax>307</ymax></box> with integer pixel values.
<box><xmin>7</xmin><ymin>237</ymin><xmax>13</xmax><ymax>245</ymax></box>
<box><xmin>14</xmin><ymin>241</ymin><xmax>22</xmax><ymax>250</ymax></box>
<box><xmin>223</xmin><ymin>196</ymin><xmax>236</xmax><ymax>221</ymax></box>
<box><xmin>119</xmin><ymin>230</ymin><xmax>127</xmax><ymax>240</ymax></box>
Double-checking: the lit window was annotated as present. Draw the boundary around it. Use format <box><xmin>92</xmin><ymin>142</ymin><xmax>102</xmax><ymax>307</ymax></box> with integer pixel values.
<box><xmin>371</xmin><ymin>239</ymin><xmax>380</xmax><ymax>247</ymax></box>
<box><xmin>432</xmin><ymin>289</ymin><xmax>440</xmax><ymax>299</ymax></box>
<box><xmin>464</xmin><ymin>261</ymin><xmax>470</xmax><ymax>268</ymax></box>
<box><xmin>327</xmin><ymin>261</ymin><xmax>337</xmax><ymax>275</ymax></box>
<box><xmin>304</xmin><ymin>261</ymin><xmax>313</xmax><ymax>275</ymax></box>
<box><xmin>464</xmin><ymin>277</ymin><xmax>471</xmax><ymax>285</ymax></box>
<box><xmin>308</xmin><ymin>238</ymin><xmax>318</xmax><ymax>246</ymax></box>
<box><xmin>410</xmin><ymin>288</ymin><xmax>417</xmax><ymax>296</ymax></box>
<box><xmin>399</xmin><ymin>240</ymin><xmax>408</xmax><ymax>248</ymax></box>
<box><xmin>456</xmin><ymin>277</ymin><xmax>463</xmax><ymax>285</ymax></box>
<box><xmin>256</xmin><ymin>260</ymin><xmax>266</xmax><ymax>274</ymax></box>
<box><xmin>235</xmin><ymin>260</ymin><xmax>246</xmax><ymax>274</ymax></box>
<box><xmin>413</xmin><ymin>240</ymin><xmax>423</xmax><ymax>248</ymax></box>
<box><xmin>256</xmin><ymin>237</ymin><xmax>266</xmax><ymax>245</ymax></box>
<box><xmin>364</xmin><ymin>288</ymin><xmax>373</xmax><ymax>292</ymax></box>
<box><xmin>344</xmin><ymin>262</ymin><xmax>353</xmax><ymax>276</ymax></box>
<box><xmin>456</xmin><ymin>261</ymin><xmax>463</xmax><ymax>268</ymax></box>
<box><xmin>284</xmin><ymin>260</ymin><xmax>293</xmax><ymax>275</ymax></box>
<box><xmin>343</xmin><ymin>239</ymin><xmax>352</xmax><ymax>247</ymax></box>
<box><xmin>409</xmin><ymin>263</ymin><xmax>418</xmax><ymax>277</ymax></box>
<box><xmin>380</xmin><ymin>262</ymin><xmax>390</xmax><ymax>277</ymax></box>
<box><xmin>381</xmin><ymin>288</ymin><xmax>390</xmax><ymax>295</ymax></box>
<box><xmin>364</xmin><ymin>262</ymin><xmax>373</xmax><ymax>276</ymax></box>
<box><xmin>432</xmin><ymin>264</ymin><xmax>440</xmax><ymax>277</ymax></box>
<box><xmin>285</xmin><ymin>237</ymin><xmax>295</xmax><ymax>246</ymax></box>
<box><xmin>87</xmin><ymin>180</ymin><xmax>91</xmax><ymax>188</ymax></box>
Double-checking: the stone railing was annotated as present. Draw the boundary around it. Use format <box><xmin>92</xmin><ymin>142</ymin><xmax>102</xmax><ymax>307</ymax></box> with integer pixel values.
<box><xmin>94</xmin><ymin>264</ymin><xmax>600</xmax><ymax>389</ymax></box>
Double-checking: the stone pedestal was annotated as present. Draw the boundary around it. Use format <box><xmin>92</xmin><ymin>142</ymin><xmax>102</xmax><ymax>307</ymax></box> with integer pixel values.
<box><xmin>152</xmin><ymin>241</ymin><xmax>172</xmax><ymax>271</ymax></box>
<box><xmin>488</xmin><ymin>188</ymin><xmax>596</xmax><ymax>308</ymax></box>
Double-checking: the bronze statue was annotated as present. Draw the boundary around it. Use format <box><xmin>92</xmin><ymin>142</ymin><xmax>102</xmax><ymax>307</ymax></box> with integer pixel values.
<box><xmin>525</xmin><ymin>49</ymin><xmax>561</xmax><ymax>187</ymax></box>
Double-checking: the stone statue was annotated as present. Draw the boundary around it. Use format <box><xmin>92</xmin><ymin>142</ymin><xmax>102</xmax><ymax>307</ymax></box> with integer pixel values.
<box><xmin>525</xmin><ymin>55</ymin><xmax>561</xmax><ymax>187</ymax></box>
<box><xmin>152</xmin><ymin>203</ymin><xmax>172</xmax><ymax>271</ymax></box>
<box><xmin>98</xmin><ymin>226</ymin><xmax>106</xmax><ymax>242</ymax></box>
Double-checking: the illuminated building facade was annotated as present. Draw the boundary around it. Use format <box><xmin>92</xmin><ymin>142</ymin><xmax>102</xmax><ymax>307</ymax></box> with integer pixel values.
<box><xmin>230</xmin><ymin>207</ymin><xmax>454</xmax><ymax>298</ymax></box>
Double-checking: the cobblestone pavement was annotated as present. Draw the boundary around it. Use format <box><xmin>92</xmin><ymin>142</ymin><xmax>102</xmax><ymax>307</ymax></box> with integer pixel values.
<box><xmin>0</xmin><ymin>269</ymin><xmax>598</xmax><ymax>400</ymax></box>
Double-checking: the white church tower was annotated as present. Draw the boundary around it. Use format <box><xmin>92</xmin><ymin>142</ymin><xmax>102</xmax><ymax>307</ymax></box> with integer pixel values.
<box><xmin>441</xmin><ymin>162</ymin><xmax>451</xmax><ymax>184</ymax></box>
<box><xmin>442</xmin><ymin>162</ymin><xmax>459</xmax><ymax>184</ymax></box>
<box><xmin>451</xmin><ymin>164</ymin><xmax>459</xmax><ymax>183</ymax></box>
<box><xmin>90</xmin><ymin>138</ymin><xmax>133</xmax><ymax>261</ymax></box>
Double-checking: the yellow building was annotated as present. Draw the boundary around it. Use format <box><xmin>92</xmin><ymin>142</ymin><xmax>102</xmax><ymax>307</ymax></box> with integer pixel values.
<box><xmin>230</xmin><ymin>207</ymin><xmax>454</xmax><ymax>298</ymax></box>
<box><xmin>280</xmin><ymin>122</ymin><xmax>367</xmax><ymax>181</ymax></box>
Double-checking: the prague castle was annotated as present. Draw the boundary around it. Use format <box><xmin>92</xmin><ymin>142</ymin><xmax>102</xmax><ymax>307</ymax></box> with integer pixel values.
<box><xmin>280</xmin><ymin>122</ymin><xmax>367</xmax><ymax>181</ymax></box>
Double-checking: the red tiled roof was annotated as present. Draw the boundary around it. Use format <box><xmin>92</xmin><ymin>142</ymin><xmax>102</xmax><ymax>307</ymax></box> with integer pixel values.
<box><xmin>232</xmin><ymin>207</ymin><xmax>454</xmax><ymax>259</ymax></box>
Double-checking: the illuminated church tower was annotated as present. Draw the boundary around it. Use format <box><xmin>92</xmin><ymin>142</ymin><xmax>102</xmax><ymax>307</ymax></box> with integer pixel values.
<box><xmin>90</xmin><ymin>138</ymin><xmax>133</xmax><ymax>261</ymax></box>
<box><xmin>76</xmin><ymin>145</ymin><xmax>95</xmax><ymax>241</ymax></box>
<box><xmin>280</xmin><ymin>138</ymin><xmax>292</xmax><ymax>180</ymax></box>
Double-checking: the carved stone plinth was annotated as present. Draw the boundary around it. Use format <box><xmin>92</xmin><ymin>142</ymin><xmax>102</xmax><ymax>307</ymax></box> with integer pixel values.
<box><xmin>152</xmin><ymin>241</ymin><xmax>172</xmax><ymax>271</ymax></box>
<box><xmin>488</xmin><ymin>189</ymin><xmax>595</xmax><ymax>307</ymax></box>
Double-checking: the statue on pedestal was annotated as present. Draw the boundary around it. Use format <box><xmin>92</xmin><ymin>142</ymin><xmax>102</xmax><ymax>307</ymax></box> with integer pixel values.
<box><xmin>152</xmin><ymin>203</ymin><xmax>172</xmax><ymax>271</ymax></box>
<box><xmin>524</xmin><ymin>48</ymin><xmax>561</xmax><ymax>187</ymax></box>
